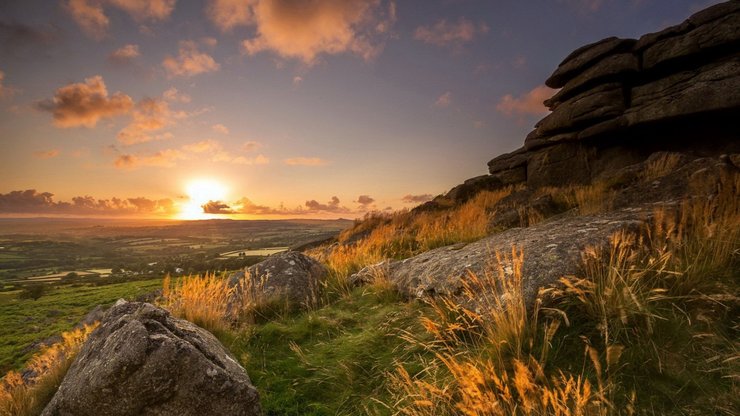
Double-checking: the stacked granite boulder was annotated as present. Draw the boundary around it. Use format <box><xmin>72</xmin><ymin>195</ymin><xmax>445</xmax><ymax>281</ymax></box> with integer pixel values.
<box><xmin>485</xmin><ymin>1</ymin><xmax>740</xmax><ymax>189</ymax></box>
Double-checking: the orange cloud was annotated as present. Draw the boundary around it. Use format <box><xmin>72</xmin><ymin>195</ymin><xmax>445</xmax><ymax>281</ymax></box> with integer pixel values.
<box><xmin>182</xmin><ymin>139</ymin><xmax>220</xmax><ymax>153</ymax></box>
<box><xmin>109</xmin><ymin>44</ymin><xmax>140</xmax><ymax>63</ymax></box>
<box><xmin>402</xmin><ymin>194</ymin><xmax>433</xmax><ymax>203</ymax></box>
<box><xmin>162</xmin><ymin>87</ymin><xmax>191</xmax><ymax>103</ymax></box>
<box><xmin>0</xmin><ymin>189</ymin><xmax>174</xmax><ymax>216</ymax></box>
<box><xmin>241</xmin><ymin>0</ymin><xmax>396</xmax><ymax>64</ymax></box>
<box><xmin>206</xmin><ymin>0</ymin><xmax>254</xmax><ymax>32</ymax></box>
<box><xmin>117</xmin><ymin>98</ymin><xmax>176</xmax><ymax>145</ymax></box>
<box><xmin>496</xmin><ymin>85</ymin><xmax>555</xmax><ymax>117</ymax></box>
<box><xmin>242</xmin><ymin>141</ymin><xmax>262</xmax><ymax>152</ymax></box>
<box><xmin>202</xmin><ymin>200</ymin><xmax>235</xmax><ymax>214</ymax></box>
<box><xmin>414</xmin><ymin>18</ymin><xmax>488</xmax><ymax>48</ymax></box>
<box><xmin>33</xmin><ymin>149</ymin><xmax>60</xmax><ymax>159</ymax></box>
<box><xmin>283</xmin><ymin>157</ymin><xmax>328</xmax><ymax>166</ymax></box>
<box><xmin>114</xmin><ymin>148</ymin><xmax>185</xmax><ymax>169</ymax></box>
<box><xmin>37</xmin><ymin>76</ymin><xmax>133</xmax><ymax>128</ymax></box>
<box><xmin>65</xmin><ymin>0</ymin><xmax>175</xmax><ymax>40</ymax></box>
<box><xmin>434</xmin><ymin>91</ymin><xmax>451</xmax><ymax>108</ymax></box>
<box><xmin>163</xmin><ymin>40</ymin><xmax>220</xmax><ymax>78</ymax></box>
<box><xmin>212</xmin><ymin>123</ymin><xmax>229</xmax><ymax>134</ymax></box>
<box><xmin>356</xmin><ymin>195</ymin><xmax>374</xmax><ymax>207</ymax></box>
<box><xmin>305</xmin><ymin>196</ymin><xmax>350</xmax><ymax>213</ymax></box>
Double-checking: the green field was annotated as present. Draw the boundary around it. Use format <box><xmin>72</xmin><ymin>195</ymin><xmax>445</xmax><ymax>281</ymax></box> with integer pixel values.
<box><xmin>0</xmin><ymin>279</ymin><xmax>162</xmax><ymax>373</ymax></box>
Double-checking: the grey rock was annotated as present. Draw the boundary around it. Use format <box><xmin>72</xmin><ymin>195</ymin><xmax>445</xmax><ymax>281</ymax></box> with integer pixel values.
<box><xmin>535</xmin><ymin>83</ymin><xmax>625</xmax><ymax>136</ymax></box>
<box><xmin>229</xmin><ymin>251</ymin><xmax>327</xmax><ymax>305</ymax></box>
<box><xmin>626</xmin><ymin>57</ymin><xmax>740</xmax><ymax>126</ymax></box>
<box><xmin>352</xmin><ymin>209</ymin><xmax>650</xmax><ymax>307</ymax></box>
<box><xmin>546</xmin><ymin>54</ymin><xmax>638</xmax><ymax>109</ymax></box>
<box><xmin>487</xmin><ymin>148</ymin><xmax>529</xmax><ymax>174</ymax></box>
<box><xmin>642</xmin><ymin>11</ymin><xmax>740</xmax><ymax>70</ymax></box>
<box><xmin>42</xmin><ymin>301</ymin><xmax>261</xmax><ymax>416</ymax></box>
<box><xmin>546</xmin><ymin>37</ymin><xmax>636</xmax><ymax>88</ymax></box>
<box><xmin>526</xmin><ymin>143</ymin><xmax>594</xmax><ymax>188</ymax></box>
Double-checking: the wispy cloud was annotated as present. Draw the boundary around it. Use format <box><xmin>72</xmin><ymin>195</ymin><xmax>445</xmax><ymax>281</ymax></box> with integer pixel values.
<box><xmin>0</xmin><ymin>70</ymin><xmax>19</xmax><ymax>99</ymax></box>
<box><xmin>434</xmin><ymin>91</ymin><xmax>452</xmax><ymax>108</ymax></box>
<box><xmin>496</xmin><ymin>85</ymin><xmax>555</xmax><ymax>117</ymax></box>
<box><xmin>163</xmin><ymin>40</ymin><xmax>220</xmax><ymax>78</ymax></box>
<box><xmin>283</xmin><ymin>157</ymin><xmax>329</xmax><ymax>166</ymax></box>
<box><xmin>162</xmin><ymin>87</ymin><xmax>191</xmax><ymax>103</ymax></box>
<box><xmin>414</xmin><ymin>18</ymin><xmax>488</xmax><ymax>48</ymax></box>
<box><xmin>117</xmin><ymin>98</ymin><xmax>178</xmax><ymax>145</ymax></box>
<box><xmin>212</xmin><ymin>123</ymin><xmax>229</xmax><ymax>134</ymax></box>
<box><xmin>37</xmin><ymin>75</ymin><xmax>133</xmax><ymax>128</ymax></box>
<box><xmin>206</xmin><ymin>0</ymin><xmax>253</xmax><ymax>32</ymax></box>
<box><xmin>108</xmin><ymin>44</ymin><xmax>140</xmax><ymax>64</ymax></box>
<box><xmin>33</xmin><ymin>149</ymin><xmax>60</xmax><ymax>159</ymax></box>
<box><xmin>64</xmin><ymin>0</ymin><xmax>176</xmax><ymax>40</ymax></box>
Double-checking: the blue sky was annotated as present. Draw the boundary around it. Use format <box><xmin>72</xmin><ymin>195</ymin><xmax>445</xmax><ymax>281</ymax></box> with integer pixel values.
<box><xmin>0</xmin><ymin>0</ymin><xmax>722</xmax><ymax>218</ymax></box>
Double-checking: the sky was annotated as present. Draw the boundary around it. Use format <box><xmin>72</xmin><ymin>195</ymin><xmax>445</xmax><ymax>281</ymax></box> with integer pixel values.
<box><xmin>0</xmin><ymin>0</ymin><xmax>722</xmax><ymax>219</ymax></box>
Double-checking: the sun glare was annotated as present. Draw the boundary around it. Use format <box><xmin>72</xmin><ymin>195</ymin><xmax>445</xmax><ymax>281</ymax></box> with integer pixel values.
<box><xmin>178</xmin><ymin>179</ymin><xmax>229</xmax><ymax>220</ymax></box>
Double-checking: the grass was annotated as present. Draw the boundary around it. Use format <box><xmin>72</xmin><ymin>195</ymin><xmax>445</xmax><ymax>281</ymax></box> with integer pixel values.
<box><xmin>0</xmin><ymin>278</ymin><xmax>161</xmax><ymax>373</ymax></box>
<box><xmin>0</xmin><ymin>324</ymin><xmax>97</xmax><ymax>416</ymax></box>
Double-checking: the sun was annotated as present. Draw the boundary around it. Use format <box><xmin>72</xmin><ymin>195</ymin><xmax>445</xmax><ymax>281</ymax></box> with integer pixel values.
<box><xmin>178</xmin><ymin>179</ymin><xmax>229</xmax><ymax>220</ymax></box>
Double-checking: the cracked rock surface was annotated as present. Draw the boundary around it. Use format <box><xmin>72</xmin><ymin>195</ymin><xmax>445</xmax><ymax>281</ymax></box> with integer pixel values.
<box><xmin>42</xmin><ymin>301</ymin><xmax>261</xmax><ymax>416</ymax></box>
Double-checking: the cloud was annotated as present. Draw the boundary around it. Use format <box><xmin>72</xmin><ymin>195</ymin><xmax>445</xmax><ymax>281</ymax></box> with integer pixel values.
<box><xmin>0</xmin><ymin>189</ymin><xmax>175</xmax><ymax>216</ymax></box>
<box><xmin>114</xmin><ymin>139</ymin><xmax>269</xmax><ymax>169</ymax></box>
<box><xmin>402</xmin><ymin>194</ymin><xmax>433</xmax><ymax>203</ymax></box>
<box><xmin>117</xmin><ymin>98</ymin><xmax>176</xmax><ymax>145</ymax></box>
<box><xmin>241</xmin><ymin>0</ymin><xmax>396</xmax><ymax>64</ymax></box>
<box><xmin>305</xmin><ymin>196</ymin><xmax>350</xmax><ymax>213</ymax></box>
<box><xmin>0</xmin><ymin>70</ymin><xmax>19</xmax><ymax>99</ymax></box>
<box><xmin>292</xmin><ymin>76</ymin><xmax>303</xmax><ymax>86</ymax></box>
<box><xmin>496</xmin><ymin>85</ymin><xmax>555</xmax><ymax>117</ymax></box>
<box><xmin>206</xmin><ymin>0</ymin><xmax>254</xmax><ymax>32</ymax></box>
<box><xmin>64</xmin><ymin>0</ymin><xmax>176</xmax><ymax>39</ymax></box>
<box><xmin>64</xmin><ymin>0</ymin><xmax>109</xmax><ymax>40</ymax></box>
<box><xmin>202</xmin><ymin>200</ymin><xmax>235</xmax><ymax>214</ymax></box>
<box><xmin>242</xmin><ymin>141</ymin><xmax>262</xmax><ymax>152</ymax></box>
<box><xmin>356</xmin><ymin>195</ymin><xmax>374</xmax><ymax>206</ymax></box>
<box><xmin>283</xmin><ymin>157</ymin><xmax>328</xmax><ymax>166</ymax></box>
<box><xmin>33</xmin><ymin>149</ymin><xmax>61</xmax><ymax>159</ymax></box>
<box><xmin>107</xmin><ymin>0</ymin><xmax>177</xmax><ymax>21</ymax></box>
<box><xmin>37</xmin><ymin>75</ymin><xmax>133</xmax><ymax>128</ymax></box>
<box><xmin>114</xmin><ymin>148</ymin><xmax>185</xmax><ymax>169</ymax></box>
<box><xmin>162</xmin><ymin>40</ymin><xmax>220</xmax><ymax>78</ymax></box>
<box><xmin>212</xmin><ymin>123</ymin><xmax>229</xmax><ymax>134</ymax></box>
<box><xmin>162</xmin><ymin>87</ymin><xmax>191</xmax><ymax>103</ymax></box>
<box><xmin>108</xmin><ymin>44</ymin><xmax>140</xmax><ymax>64</ymax></box>
<box><xmin>414</xmin><ymin>18</ymin><xmax>488</xmax><ymax>48</ymax></box>
<box><xmin>434</xmin><ymin>91</ymin><xmax>451</xmax><ymax>108</ymax></box>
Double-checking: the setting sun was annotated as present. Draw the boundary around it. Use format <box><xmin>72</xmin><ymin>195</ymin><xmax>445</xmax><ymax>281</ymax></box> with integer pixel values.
<box><xmin>179</xmin><ymin>179</ymin><xmax>229</xmax><ymax>220</ymax></box>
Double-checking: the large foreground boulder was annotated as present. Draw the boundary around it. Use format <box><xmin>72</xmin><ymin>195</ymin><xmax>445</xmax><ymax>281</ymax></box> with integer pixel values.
<box><xmin>42</xmin><ymin>301</ymin><xmax>261</xmax><ymax>416</ymax></box>
<box><xmin>229</xmin><ymin>251</ymin><xmax>327</xmax><ymax>305</ymax></box>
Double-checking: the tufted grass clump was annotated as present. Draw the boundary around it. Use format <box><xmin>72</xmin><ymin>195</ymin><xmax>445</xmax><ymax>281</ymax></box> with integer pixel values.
<box><xmin>0</xmin><ymin>324</ymin><xmax>97</xmax><ymax>416</ymax></box>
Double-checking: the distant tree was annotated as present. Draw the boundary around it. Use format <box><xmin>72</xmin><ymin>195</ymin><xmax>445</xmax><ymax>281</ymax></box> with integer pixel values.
<box><xmin>61</xmin><ymin>272</ymin><xmax>79</xmax><ymax>283</ymax></box>
<box><xmin>19</xmin><ymin>284</ymin><xmax>46</xmax><ymax>300</ymax></box>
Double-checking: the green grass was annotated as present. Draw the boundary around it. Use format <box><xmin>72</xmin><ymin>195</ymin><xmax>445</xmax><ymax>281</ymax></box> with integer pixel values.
<box><xmin>0</xmin><ymin>278</ymin><xmax>161</xmax><ymax>373</ymax></box>
<box><xmin>219</xmin><ymin>287</ymin><xmax>430</xmax><ymax>416</ymax></box>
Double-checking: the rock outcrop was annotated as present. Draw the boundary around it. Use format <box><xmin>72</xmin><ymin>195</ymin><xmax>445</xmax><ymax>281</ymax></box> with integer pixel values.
<box><xmin>229</xmin><ymin>251</ymin><xmax>327</xmax><ymax>305</ymax></box>
<box><xmin>441</xmin><ymin>1</ymin><xmax>739</xmax><ymax>202</ymax></box>
<box><xmin>42</xmin><ymin>301</ymin><xmax>261</xmax><ymax>416</ymax></box>
<box><xmin>351</xmin><ymin>207</ymin><xmax>650</xmax><ymax>306</ymax></box>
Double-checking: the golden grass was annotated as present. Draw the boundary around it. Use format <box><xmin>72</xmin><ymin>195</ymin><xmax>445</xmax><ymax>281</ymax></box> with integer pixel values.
<box><xmin>315</xmin><ymin>188</ymin><xmax>513</xmax><ymax>295</ymax></box>
<box><xmin>643</xmin><ymin>153</ymin><xmax>682</xmax><ymax>181</ymax></box>
<box><xmin>0</xmin><ymin>324</ymin><xmax>97</xmax><ymax>416</ymax></box>
<box><xmin>389</xmin><ymin>249</ymin><xmax>611</xmax><ymax>415</ymax></box>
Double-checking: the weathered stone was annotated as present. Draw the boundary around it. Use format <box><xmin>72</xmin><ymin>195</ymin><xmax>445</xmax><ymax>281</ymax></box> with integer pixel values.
<box><xmin>229</xmin><ymin>251</ymin><xmax>327</xmax><ymax>305</ymax></box>
<box><xmin>352</xmin><ymin>208</ymin><xmax>650</xmax><ymax>307</ymax></box>
<box><xmin>626</xmin><ymin>57</ymin><xmax>740</xmax><ymax>126</ymax></box>
<box><xmin>487</xmin><ymin>148</ymin><xmax>529</xmax><ymax>174</ymax></box>
<box><xmin>546</xmin><ymin>54</ymin><xmax>638</xmax><ymax>108</ymax></box>
<box><xmin>490</xmin><ymin>166</ymin><xmax>526</xmax><ymax>185</ymax></box>
<box><xmin>42</xmin><ymin>301</ymin><xmax>261</xmax><ymax>416</ymax></box>
<box><xmin>642</xmin><ymin>12</ymin><xmax>740</xmax><ymax>70</ymax></box>
<box><xmin>526</xmin><ymin>143</ymin><xmax>594</xmax><ymax>188</ymax></box>
<box><xmin>546</xmin><ymin>37</ymin><xmax>636</xmax><ymax>88</ymax></box>
<box><xmin>535</xmin><ymin>83</ymin><xmax>625</xmax><ymax>135</ymax></box>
